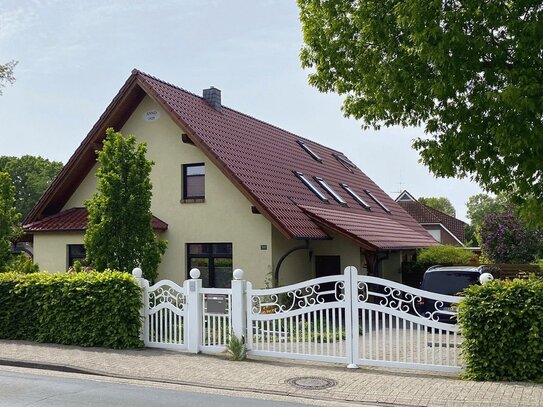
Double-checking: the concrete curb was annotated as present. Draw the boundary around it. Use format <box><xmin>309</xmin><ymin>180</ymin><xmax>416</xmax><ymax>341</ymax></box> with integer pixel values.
<box><xmin>0</xmin><ymin>358</ymin><xmax>408</xmax><ymax>407</ymax></box>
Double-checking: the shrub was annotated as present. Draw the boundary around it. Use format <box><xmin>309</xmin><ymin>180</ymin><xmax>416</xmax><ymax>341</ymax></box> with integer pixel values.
<box><xmin>224</xmin><ymin>333</ymin><xmax>247</xmax><ymax>361</ymax></box>
<box><xmin>0</xmin><ymin>270</ymin><xmax>142</xmax><ymax>349</ymax></box>
<box><xmin>479</xmin><ymin>210</ymin><xmax>542</xmax><ymax>263</ymax></box>
<box><xmin>417</xmin><ymin>245</ymin><xmax>474</xmax><ymax>265</ymax></box>
<box><xmin>4</xmin><ymin>254</ymin><xmax>39</xmax><ymax>274</ymax></box>
<box><xmin>458</xmin><ymin>278</ymin><xmax>543</xmax><ymax>381</ymax></box>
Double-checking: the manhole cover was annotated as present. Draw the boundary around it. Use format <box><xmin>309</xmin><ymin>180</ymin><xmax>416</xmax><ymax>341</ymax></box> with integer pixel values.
<box><xmin>286</xmin><ymin>376</ymin><xmax>337</xmax><ymax>390</ymax></box>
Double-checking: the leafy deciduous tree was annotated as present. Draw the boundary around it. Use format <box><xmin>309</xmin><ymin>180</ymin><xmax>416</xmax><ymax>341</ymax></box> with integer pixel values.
<box><xmin>298</xmin><ymin>1</ymin><xmax>543</xmax><ymax>221</ymax></box>
<box><xmin>84</xmin><ymin>128</ymin><xmax>167</xmax><ymax>282</ymax></box>
<box><xmin>418</xmin><ymin>196</ymin><xmax>456</xmax><ymax>217</ymax></box>
<box><xmin>0</xmin><ymin>60</ymin><xmax>17</xmax><ymax>95</ymax></box>
<box><xmin>465</xmin><ymin>193</ymin><xmax>510</xmax><ymax>231</ymax></box>
<box><xmin>0</xmin><ymin>172</ymin><xmax>21</xmax><ymax>271</ymax></box>
<box><xmin>0</xmin><ymin>156</ymin><xmax>63</xmax><ymax>219</ymax></box>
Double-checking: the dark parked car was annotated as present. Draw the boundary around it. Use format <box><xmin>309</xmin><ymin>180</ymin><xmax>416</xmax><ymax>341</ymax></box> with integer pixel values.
<box><xmin>419</xmin><ymin>265</ymin><xmax>488</xmax><ymax>323</ymax></box>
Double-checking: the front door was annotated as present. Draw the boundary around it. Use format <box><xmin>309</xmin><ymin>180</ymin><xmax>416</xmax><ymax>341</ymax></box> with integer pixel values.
<box><xmin>315</xmin><ymin>256</ymin><xmax>341</xmax><ymax>302</ymax></box>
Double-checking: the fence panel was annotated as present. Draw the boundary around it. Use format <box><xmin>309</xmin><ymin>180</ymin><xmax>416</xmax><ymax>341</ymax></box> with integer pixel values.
<box><xmin>246</xmin><ymin>272</ymin><xmax>353</xmax><ymax>364</ymax></box>
<box><xmin>144</xmin><ymin>279</ymin><xmax>187</xmax><ymax>350</ymax></box>
<box><xmin>353</xmin><ymin>275</ymin><xmax>462</xmax><ymax>372</ymax></box>
<box><xmin>200</xmin><ymin>288</ymin><xmax>232</xmax><ymax>352</ymax></box>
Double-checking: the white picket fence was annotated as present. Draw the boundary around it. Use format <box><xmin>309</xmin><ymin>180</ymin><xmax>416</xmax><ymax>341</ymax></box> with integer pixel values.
<box><xmin>133</xmin><ymin>266</ymin><xmax>463</xmax><ymax>372</ymax></box>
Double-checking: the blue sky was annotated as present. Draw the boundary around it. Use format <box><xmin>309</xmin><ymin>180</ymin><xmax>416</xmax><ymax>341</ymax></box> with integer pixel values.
<box><xmin>0</xmin><ymin>0</ymin><xmax>482</xmax><ymax>221</ymax></box>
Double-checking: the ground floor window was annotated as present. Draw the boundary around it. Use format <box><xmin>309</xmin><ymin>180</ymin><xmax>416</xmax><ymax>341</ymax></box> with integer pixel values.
<box><xmin>187</xmin><ymin>243</ymin><xmax>233</xmax><ymax>288</ymax></box>
<box><xmin>67</xmin><ymin>244</ymin><xmax>86</xmax><ymax>268</ymax></box>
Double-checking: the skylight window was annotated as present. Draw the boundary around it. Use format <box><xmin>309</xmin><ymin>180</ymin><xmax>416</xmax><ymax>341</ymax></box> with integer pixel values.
<box><xmin>340</xmin><ymin>184</ymin><xmax>371</xmax><ymax>209</ymax></box>
<box><xmin>332</xmin><ymin>153</ymin><xmax>356</xmax><ymax>172</ymax></box>
<box><xmin>297</xmin><ymin>140</ymin><xmax>322</xmax><ymax>162</ymax></box>
<box><xmin>293</xmin><ymin>171</ymin><xmax>328</xmax><ymax>202</ymax></box>
<box><xmin>314</xmin><ymin>177</ymin><xmax>347</xmax><ymax>206</ymax></box>
<box><xmin>365</xmin><ymin>190</ymin><xmax>391</xmax><ymax>213</ymax></box>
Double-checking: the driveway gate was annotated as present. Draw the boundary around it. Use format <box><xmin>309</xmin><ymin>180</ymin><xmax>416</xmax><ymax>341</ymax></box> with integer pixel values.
<box><xmin>134</xmin><ymin>266</ymin><xmax>463</xmax><ymax>372</ymax></box>
<box><xmin>245</xmin><ymin>266</ymin><xmax>462</xmax><ymax>372</ymax></box>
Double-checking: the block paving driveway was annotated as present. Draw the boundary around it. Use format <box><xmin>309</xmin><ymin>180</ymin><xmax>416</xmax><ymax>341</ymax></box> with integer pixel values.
<box><xmin>0</xmin><ymin>340</ymin><xmax>541</xmax><ymax>406</ymax></box>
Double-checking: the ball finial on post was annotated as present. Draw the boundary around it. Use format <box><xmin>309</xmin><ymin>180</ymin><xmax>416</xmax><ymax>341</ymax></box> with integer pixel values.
<box><xmin>189</xmin><ymin>268</ymin><xmax>201</xmax><ymax>279</ymax></box>
<box><xmin>233</xmin><ymin>269</ymin><xmax>244</xmax><ymax>280</ymax></box>
<box><xmin>479</xmin><ymin>272</ymin><xmax>494</xmax><ymax>285</ymax></box>
<box><xmin>132</xmin><ymin>268</ymin><xmax>142</xmax><ymax>279</ymax></box>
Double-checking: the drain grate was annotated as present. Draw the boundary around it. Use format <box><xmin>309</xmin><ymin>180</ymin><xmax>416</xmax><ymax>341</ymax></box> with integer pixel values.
<box><xmin>286</xmin><ymin>376</ymin><xmax>337</xmax><ymax>390</ymax></box>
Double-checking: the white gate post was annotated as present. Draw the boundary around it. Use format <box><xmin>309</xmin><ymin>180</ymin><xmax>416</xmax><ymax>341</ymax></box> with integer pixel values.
<box><xmin>186</xmin><ymin>268</ymin><xmax>203</xmax><ymax>353</ymax></box>
<box><xmin>345</xmin><ymin>266</ymin><xmax>359</xmax><ymax>369</ymax></box>
<box><xmin>132</xmin><ymin>268</ymin><xmax>149</xmax><ymax>343</ymax></box>
<box><xmin>230</xmin><ymin>269</ymin><xmax>246</xmax><ymax>341</ymax></box>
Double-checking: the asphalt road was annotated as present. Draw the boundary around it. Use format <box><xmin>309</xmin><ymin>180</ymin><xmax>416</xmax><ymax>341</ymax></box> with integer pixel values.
<box><xmin>0</xmin><ymin>369</ymin><xmax>310</xmax><ymax>407</ymax></box>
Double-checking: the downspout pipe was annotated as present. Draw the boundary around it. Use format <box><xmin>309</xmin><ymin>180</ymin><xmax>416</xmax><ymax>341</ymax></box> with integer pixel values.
<box><xmin>274</xmin><ymin>240</ymin><xmax>310</xmax><ymax>287</ymax></box>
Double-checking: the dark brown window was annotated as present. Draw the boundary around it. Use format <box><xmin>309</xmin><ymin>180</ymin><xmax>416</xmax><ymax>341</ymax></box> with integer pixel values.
<box><xmin>67</xmin><ymin>244</ymin><xmax>86</xmax><ymax>268</ymax></box>
<box><xmin>187</xmin><ymin>243</ymin><xmax>232</xmax><ymax>288</ymax></box>
<box><xmin>183</xmin><ymin>163</ymin><xmax>205</xmax><ymax>199</ymax></box>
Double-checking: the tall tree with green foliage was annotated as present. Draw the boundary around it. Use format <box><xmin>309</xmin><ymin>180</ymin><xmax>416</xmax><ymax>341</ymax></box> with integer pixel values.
<box><xmin>418</xmin><ymin>197</ymin><xmax>456</xmax><ymax>217</ymax></box>
<box><xmin>84</xmin><ymin>129</ymin><xmax>167</xmax><ymax>282</ymax></box>
<box><xmin>0</xmin><ymin>60</ymin><xmax>17</xmax><ymax>95</ymax></box>
<box><xmin>0</xmin><ymin>172</ymin><xmax>21</xmax><ymax>271</ymax></box>
<box><xmin>466</xmin><ymin>193</ymin><xmax>510</xmax><ymax>231</ymax></box>
<box><xmin>298</xmin><ymin>1</ymin><xmax>543</xmax><ymax>223</ymax></box>
<box><xmin>0</xmin><ymin>156</ymin><xmax>63</xmax><ymax>219</ymax></box>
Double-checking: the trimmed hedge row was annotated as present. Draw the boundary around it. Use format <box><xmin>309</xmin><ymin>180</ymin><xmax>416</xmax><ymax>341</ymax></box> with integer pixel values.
<box><xmin>0</xmin><ymin>271</ymin><xmax>142</xmax><ymax>349</ymax></box>
<box><xmin>458</xmin><ymin>278</ymin><xmax>543</xmax><ymax>382</ymax></box>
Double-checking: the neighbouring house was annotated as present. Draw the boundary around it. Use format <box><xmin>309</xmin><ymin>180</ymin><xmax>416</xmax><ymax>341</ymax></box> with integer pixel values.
<box><xmin>23</xmin><ymin>70</ymin><xmax>437</xmax><ymax>288</ymax></box>
<box><xmin>395</xmin><ymin>190</ymin><xmax>467</xmax><ymax>246</ymax></box>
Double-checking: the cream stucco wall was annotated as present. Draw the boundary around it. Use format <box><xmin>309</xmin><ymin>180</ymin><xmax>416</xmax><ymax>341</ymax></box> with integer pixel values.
<box><xmin>33</xmin><ymin>232</ymin><xmax>84</xmax><ymax>272</ymax></box>
<box><xmin>380</xmin><ymin>251</ymin><xmax>402</xmax><ymax>283</ymax></box>
<box><xmin>271</xmin><ymin>227</ymin><xmax>366</xmax><ymax>286</ymax></box>
<box><xmin>57</xmin><ymin>95</ymin><xmax>272</xmax><ymax>286</ymax></box>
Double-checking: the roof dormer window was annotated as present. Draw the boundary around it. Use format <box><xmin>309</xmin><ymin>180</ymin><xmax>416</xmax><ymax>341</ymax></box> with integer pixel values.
<box><xmin>293</xmin><ymin>171</ymin><xmax>328</xmax><ymax>202</ymax></box>
<box><xmin>340</xmin><ymin>184</ymin><xmax>371</xmax><ymax>209</ymax></box>
<box><xmin>297</xmin><ymin>140</ymin><xmax>322</xmax><ymax>162</ymax></box>
<box><xmin>314</xmin><ymin>177</ymin><xmax>347</xmax><ymax>206</ymax></box>
<box><xmin>365</xmin><ymin>190</ymin><xmax>391</xmax><ymax>213</ymax></box>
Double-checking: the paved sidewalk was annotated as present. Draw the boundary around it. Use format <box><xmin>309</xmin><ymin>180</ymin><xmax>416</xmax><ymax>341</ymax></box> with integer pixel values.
<box><xmin>0</xmin><ymin>340</ymin><xmax>541</xmax><ymax>406</ymax></box>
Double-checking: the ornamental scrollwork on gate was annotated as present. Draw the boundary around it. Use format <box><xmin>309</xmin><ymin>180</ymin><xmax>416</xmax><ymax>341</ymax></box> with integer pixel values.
<box><xmin>251</xmin><ymin>281</ymin><xmax>345</xmax><ymax>315</ymax></box>
<box><xmin>356</xmin><ymin>280</ymin><xmax>458</xmax><ymax>322</ymax></box>
<box><xmin>149</xmin><ymin>285</ymin><xmax>185</xmax><ymax>310</ymax></box>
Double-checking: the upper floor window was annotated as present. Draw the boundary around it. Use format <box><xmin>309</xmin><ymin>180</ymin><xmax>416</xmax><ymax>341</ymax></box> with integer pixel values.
<box><xmin>183</xmin><ymin>163</ymin><xmax>205</xmax><ymax>200</ymax></box>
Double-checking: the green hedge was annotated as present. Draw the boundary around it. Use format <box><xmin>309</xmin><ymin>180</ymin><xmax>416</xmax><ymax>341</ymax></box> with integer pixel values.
<box><xmin>0</xmin><ymin>271</ymin><xmax>142</xmax><ymax>349</ymax></box>
<box><xmin>458</xmin><ymin>278</ymin><xmax>543</xmax><ymax>381</ymax></box>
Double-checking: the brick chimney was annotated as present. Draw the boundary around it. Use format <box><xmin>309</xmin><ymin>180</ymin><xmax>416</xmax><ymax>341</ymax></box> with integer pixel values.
<box><xmin>203</xmin><ymin>87</ymin><xmax>221</xmax><ymax>110</ymax></box>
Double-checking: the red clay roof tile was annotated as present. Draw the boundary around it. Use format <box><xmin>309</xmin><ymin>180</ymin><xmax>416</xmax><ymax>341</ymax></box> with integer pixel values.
<box><xmin>24</xmin><ymin>207</ymin><xmax>168</xmax><ymax>232</ymax></box>
<box><xmin>396</xmin><ymin>200</ymin><xmax>466</xmax><ymax>243</ymax></box>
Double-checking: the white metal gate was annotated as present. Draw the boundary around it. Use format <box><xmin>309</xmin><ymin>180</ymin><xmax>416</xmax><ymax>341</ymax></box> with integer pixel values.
<box><xmin>246</xmin><ymin>274</ymin><xmax>352</xmax><ymax>364</ymax></box>
<box><xmin>351</xmin><ymin>269</ymin><xmax>462</xmax><ymax>372</ymax></box>
<box><xmin>134</xmin><ymin>266</ymin><xmax>463</xmax><ymax>372</ymax></box>
<box><xmin>246</xmin><ymin>266</ymin><xmax>462</xmax><ymax>372</ymax></box>
<box><xmin>144</xmin><ymin>279</ymin><xmax>187</xmax><ymax>350</ymax></box>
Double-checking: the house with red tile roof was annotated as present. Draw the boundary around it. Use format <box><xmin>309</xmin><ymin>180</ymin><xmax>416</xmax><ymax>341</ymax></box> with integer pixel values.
<box><xmin>395</xmin><ymin>191</ymin><xmax>467</xmax><ymax>246</ymax></box>
<box><xmin>23</xmin><ymin>70</ymin><xmax>437</xmax><ymax>287</ymax></box>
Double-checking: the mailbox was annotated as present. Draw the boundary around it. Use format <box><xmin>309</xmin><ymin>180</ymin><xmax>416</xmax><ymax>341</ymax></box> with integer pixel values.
<box><xmin>206</xmin><ymin>295</ymin><xmax>228</xmax><ymax>314</ymax></box>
